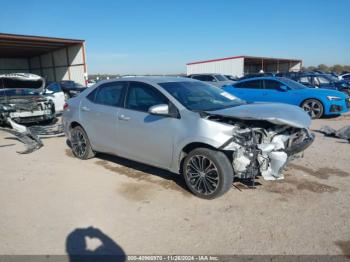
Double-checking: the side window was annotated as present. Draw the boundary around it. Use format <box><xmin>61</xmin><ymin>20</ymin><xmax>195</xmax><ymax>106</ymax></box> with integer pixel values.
<box><xmin>313</xmin><ymin>77</ymin><xmax>320</xmax><ymax>86</ymax></box>
<box><xmin>264</xmin><ymin>80</ymin><xmax>282</xmax><ymax>90</ymax></box>
<box><xmin>192</xmin><ymin>75</ymin><xmax>205</xmax><ymax>81</ymax></box>
<box><xmin>89</xmin><ymin>82</ymin><xmax>126</xmax><ymax>107</ymax></box>
<box><xmin>343</xmin><ymin>75</ymin><xmax>350</xmax><ymax>80</ymax></box>
<box><xmin>205</xmin><ymin>75</ymin><xmax>215</xmax><ymax>82</ymax></box>
<box><xmin>126</xmin><ymin>82</ymin><xmax>168</xmax><ymax>112</ymax></box>
<box><xmin>87</xmin><ymin>88</ymin><xmax>97</xmax><ymax>102</ymax></box>
<box><xmin>239</xmin><ymin>80</ymin><xmax>262</xmax><ymax>89</ymax></box>
<box><xmin>299</xmin><ymin>76</ymin><xmax>311</xmax><ymax>85</ymax></box>
<box><xmin>317</xmin><ymin>77</ymin><xmax>329</xmax><ymax>84</ymax></box>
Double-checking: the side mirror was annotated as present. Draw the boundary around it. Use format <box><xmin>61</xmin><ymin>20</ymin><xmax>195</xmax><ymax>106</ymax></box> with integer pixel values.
<box><xmin>148</xmin><ymin>104</ymin><xmax>169</xmax><ymax>116</ymax></box>
<box><xmin>211</xmin><ymin>79</ymin><xmax>217</xmax><ymax>82</ymax></box>
<box><xmin>279</xmin><ymin>85</ymin><xmax>289</xmax><ymax>92</ymax></box>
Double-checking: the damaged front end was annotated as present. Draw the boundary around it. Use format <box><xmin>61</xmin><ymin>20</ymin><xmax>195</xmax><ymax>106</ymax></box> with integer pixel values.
<box><xmin>0</xmin><ymin>73</ymin><xmax>55</xmax><ymax>125</ymax></box>
<box><xmin>209</xmin><ymin>115</ymin><xmax>314</xmax><ymax>182</ymax></box>
<box><xmin>0</xmin><ymin>96</ymin><xmax>55</xmax><ymax>124</ymax></box>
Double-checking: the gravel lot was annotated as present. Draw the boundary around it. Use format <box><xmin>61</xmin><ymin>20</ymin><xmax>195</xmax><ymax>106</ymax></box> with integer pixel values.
<box><xmin>0</xmin><ymin>114</ymin><xmax>349</xmax><ymax>257</ymax></box>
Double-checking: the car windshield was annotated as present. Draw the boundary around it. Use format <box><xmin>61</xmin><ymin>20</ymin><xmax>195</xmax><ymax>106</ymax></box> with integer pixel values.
<box><xmin>215</xmin><ymin>75</ymin><xmax>228</xmax><ymax>81</ymax></box>
<box><xmin>159</xmin><ymin>81</ymin><xmax>245</xmax><ymax>111</ymax></box>
<box><xmin>280</xmin><ymin>78</ymin><xmax>307</xmax><ymax>89</ymax></box>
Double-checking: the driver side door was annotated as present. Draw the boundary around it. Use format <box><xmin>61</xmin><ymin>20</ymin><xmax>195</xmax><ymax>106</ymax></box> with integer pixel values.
<box><xmin>260</xmin><ymin>80</ymin><xmax>294</xmax><ymax>104</ymax></box>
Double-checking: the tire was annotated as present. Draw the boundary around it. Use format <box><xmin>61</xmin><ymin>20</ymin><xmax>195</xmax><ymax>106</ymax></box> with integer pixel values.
<box><xmin>301</xmin><ymin>99</ymin><xmax>324</xmax><ymax>119</ymax></box>
<box><xmin>183</xmin><ymin>148</ymin><xmax>234</xmax><ymax>199</ymax></box>
<box><xmin>70</xmin><ymin>126</ymin><xmax>95</xmax><ymax>159</ymax></box>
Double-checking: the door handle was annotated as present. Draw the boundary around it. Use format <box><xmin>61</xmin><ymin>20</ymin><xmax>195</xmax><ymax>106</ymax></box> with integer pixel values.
<box><xmin>118</xmin><ymin>114</ymin><xmax>131</xmax><ymax>121</ymax></box>
<box><xmin>81</xmin><ymin>106</ymin><xmax>90</xmax><ymax>112</ymax></box>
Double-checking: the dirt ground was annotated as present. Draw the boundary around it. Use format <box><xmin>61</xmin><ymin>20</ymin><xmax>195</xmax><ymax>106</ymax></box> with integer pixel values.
<box><xmin>0</xmin><ymin>113</ymin><xmax>350</xmax><ymax>257</ymax></box>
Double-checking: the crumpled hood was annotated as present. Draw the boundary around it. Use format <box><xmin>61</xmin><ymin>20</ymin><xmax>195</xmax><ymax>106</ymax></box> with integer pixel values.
<box><xmin>208</xmin><ymin>102</ymin><xmax>311</xmax><ymax>128</ymax></box>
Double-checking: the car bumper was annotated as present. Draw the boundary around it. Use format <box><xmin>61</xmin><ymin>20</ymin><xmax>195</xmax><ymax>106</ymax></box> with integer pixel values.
<box><xmin>324</xmin><ymin>99</ymin><xmax>349</xmax><ymax>115</ymax></box>
<box><xmin>9</xmin><ymin>110</ymin><xmax>54</xmax><ymax>124</ymax></box>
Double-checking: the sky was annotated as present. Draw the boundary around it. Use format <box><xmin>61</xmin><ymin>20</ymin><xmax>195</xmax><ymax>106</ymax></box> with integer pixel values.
<box><xmin>0</xmin><ymin>0</ymin><xmax>349</xmax><ymax>74</ymax></box>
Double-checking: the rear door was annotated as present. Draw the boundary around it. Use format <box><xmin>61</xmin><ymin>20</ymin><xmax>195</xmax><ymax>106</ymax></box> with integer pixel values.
<box><xmin>116</xmin><ymin>81</ymin><xmax>176</xmax><ymax>168</ymax></box>
<box><xmin>79</xmin><ymin>81</ymin><xmax>127</xmax><ymax>153</ymax></box>
<box><xmin>231</xmin><ymin>80</ymin><xmax>264</xmax><ymax>102</ymax></box>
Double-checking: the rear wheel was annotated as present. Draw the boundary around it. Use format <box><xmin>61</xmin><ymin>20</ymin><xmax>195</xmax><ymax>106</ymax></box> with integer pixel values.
<box><xmin>301</xmin><ymin>99</ymin><xmax>324</xmax><ymax>119</ymax></box>
<box><xmin>70</xmin><ymin>126</ymin><xmax>95</xmax><ymax>159</ymax></box>
<box><xmin>183</xmin><ymin>148</ymin><xmax>234</xmax><ymax>199</ymax></box>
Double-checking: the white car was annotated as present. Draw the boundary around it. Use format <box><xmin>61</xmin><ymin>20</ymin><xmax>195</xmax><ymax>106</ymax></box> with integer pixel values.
<box><xmin>339</xmin><ymin>73</ymin><xmax>350</xmax><ymax>81</ymax></box>
<box><xmin>44</xmin><ymin>82</ymin><xmax>66</xmax><ymax>113</ymax></box>
<box><xmin>188</xmin><ymin>74</ymin><xmax>236</xmax><ymax>88</ymax></box>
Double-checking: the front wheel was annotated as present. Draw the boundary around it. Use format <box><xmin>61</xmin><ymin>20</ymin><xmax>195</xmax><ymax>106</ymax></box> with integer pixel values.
<box><xmin>301</xmin><ymin>99</ymin><xmax>324</xmax><ymax>119</ymax></box>
<box><xmin>183</xmin><ymin>148</ymin><xmax>234</xmax><ymax>199</ymax></box>
<box><xmin>70</xmin><ymin>126</ymin><xmax>95</xmax><ymax>159</ymax></box>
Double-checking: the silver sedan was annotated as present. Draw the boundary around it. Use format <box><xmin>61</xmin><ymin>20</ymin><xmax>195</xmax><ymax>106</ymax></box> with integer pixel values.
<box><xmin>63</xmin><ymin>77</ymin><xmax>314</xmax><ymax>199</ymax></box>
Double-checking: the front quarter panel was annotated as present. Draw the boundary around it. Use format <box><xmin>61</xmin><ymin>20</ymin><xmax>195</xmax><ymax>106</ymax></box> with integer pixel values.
<box><xmin>170</xmin><ymin>111</ymin><xmax>235</xmax><ymax>173</ymax></box>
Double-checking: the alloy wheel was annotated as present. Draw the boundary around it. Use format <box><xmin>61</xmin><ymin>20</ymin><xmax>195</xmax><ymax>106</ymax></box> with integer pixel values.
<box><xmin>302</xmin><ymin>100</ymin><xmax>323</xmax><ymax>119</ymax></box>
<box><xmin>71</xmin><ymin>129</ymin><xmax>87</xmax><ymax>158</ymax></box>
<box><xmin>185</xmin><ymin>155</ymin><xmax>220</xmax><ymax>195</ymax></box>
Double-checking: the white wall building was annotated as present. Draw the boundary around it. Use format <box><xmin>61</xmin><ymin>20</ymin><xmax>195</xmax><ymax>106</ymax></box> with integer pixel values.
<box><xmin>187</xmin><ymin>55</ymin><xmax>302</xmax><ymax>77</ymax></box>
<box><xmin>0</xmin><ymin>33</ymin><xmax>88</xmax><ymax>85</ymax></box>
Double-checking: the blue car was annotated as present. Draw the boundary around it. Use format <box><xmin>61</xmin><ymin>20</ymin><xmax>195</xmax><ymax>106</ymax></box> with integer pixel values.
<box><xmin>278</xmin><ymin>72</ymin><xmax>350</xmax><ymax>96</ymax></box>
<box><xmin>222</xmin><ymin>77</ymin><xmax>350</xmax><ymax>119</ymax></box>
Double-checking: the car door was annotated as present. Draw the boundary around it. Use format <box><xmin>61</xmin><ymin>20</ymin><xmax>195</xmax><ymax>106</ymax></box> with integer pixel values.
<box><xmin>230</xmin><ymin>80</ymin><xmax>264</xmax><ymax>102</ymax></box>
<box><xmin>261</xmin><ymin>80</ymin><xmax>293</xmax><ymax>104</ymax></box>
<box><xmin>79</xmin><ymin>81</ymin><xmax>127</xmax><ymax>153</ymax></box>
<box><xmin>116</xmin><ymin>81</ymin><xmax>176</xmax><ymax>168</ymax></box>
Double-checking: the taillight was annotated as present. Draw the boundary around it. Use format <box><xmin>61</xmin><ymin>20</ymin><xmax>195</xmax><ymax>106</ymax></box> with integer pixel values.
<box><xmin>63</xmin><ymin>103</ymin><xmax>69</xmax><ymax>111</ymax></box>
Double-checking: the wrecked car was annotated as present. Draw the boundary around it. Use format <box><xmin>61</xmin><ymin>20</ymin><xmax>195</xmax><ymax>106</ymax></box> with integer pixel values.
<box><xmin>62</xmin><ymin>77</ymin><xmax>314</xmax><ymax>199</ymax></box>
<box><xmin>0</xmin><ymin>73</ymin><xmax>55</xmax><ymax>124</ymax></box>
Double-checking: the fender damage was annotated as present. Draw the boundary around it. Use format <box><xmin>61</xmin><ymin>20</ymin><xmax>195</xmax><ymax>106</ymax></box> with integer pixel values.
<box><xmin>204</xmin><ymin>103</ymin><xmax>314</xmax><ymax>181</ymax></box>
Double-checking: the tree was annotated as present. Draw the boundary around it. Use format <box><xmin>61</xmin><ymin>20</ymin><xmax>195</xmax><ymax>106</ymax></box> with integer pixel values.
<box><xmin>317</xmin><ymin>64</ymin><xmax>329</xmax><ymax>72</ymax></box>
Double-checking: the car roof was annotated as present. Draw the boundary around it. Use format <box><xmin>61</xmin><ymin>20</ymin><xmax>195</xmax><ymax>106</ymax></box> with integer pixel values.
<box><xmin>97</xmin><ymin>76</ymin><xmax>198</xmax><ymax>86</ymax></box>
<box><xmin>189</xmin><ymin>73</ymin><xmax>222</xmax><ymax>76</ymax></box>
<box><xmin>236</xmin><ymin>76</ymin><xmax>287</xmax><ymax>82</ymax></box>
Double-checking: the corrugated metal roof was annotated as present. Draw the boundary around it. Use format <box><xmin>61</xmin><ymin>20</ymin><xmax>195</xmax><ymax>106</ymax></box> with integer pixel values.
<box><xmin>187</xmin><ymin>55</ymin><xmax>302</xmax><ymax>65</ymax></box>
<box><xmin>0</xmin><ymin>33</ymin><xmax>84</xmax><ymax>58</ymax></box>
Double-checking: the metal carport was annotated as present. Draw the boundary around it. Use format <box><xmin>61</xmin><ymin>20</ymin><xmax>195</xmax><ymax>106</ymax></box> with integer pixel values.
<box><xmin>243</xmin><ymin>56</ymin><xmax>302</xmax><ymax>75</ymax></box>
<box><xmin>0</xmin><ymin>33</ymin><xmax>87</xmax><ymax>85</ymax></box>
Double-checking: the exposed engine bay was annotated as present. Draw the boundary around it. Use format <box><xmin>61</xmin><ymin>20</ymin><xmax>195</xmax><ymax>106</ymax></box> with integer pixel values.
<box><xmin>0</xmin><ymin>103</ymin><xmax>63</xmax><ymax>154</ymax></box>
<box><xmin>0</xmin><ymin>73</ymin><xmax>55</xmax><ymax>125</ymax></box>
<box><xmin>0</xmin><ymin>96</ymin><xmax>55</xmax><ymax>125</ymax></box>
<box><xmin>207</xmin><ymin>114</ymin><xmax>315</xmax><ymax>182</ymax></box>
